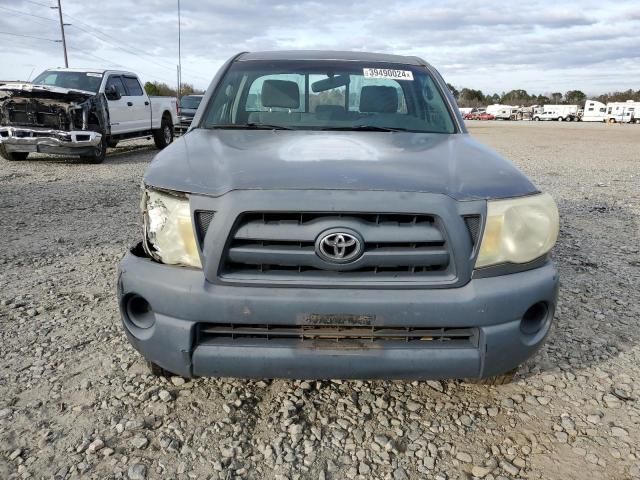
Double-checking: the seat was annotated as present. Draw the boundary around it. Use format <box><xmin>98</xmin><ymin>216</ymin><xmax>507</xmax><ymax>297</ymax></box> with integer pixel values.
<box><xmin>359</xmin><ymin>86</ymin><xmax>398</xmax><ymax>113</ymax></box>
<box><xmin>262</xmin><ymin>80</ymin><xmax>300</xmax><ymax>109</ymax></box>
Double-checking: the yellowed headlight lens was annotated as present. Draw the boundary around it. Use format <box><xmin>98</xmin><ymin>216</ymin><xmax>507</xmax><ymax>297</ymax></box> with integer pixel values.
<box><xmin>476</xmin><ymin>193</ymin><xmax>559</xmax><ymax>268</ymax></box>
<box><xmin>143</xmin><ymin>188</ymin><xmax>202</xmax><ymax>268</ymax></box>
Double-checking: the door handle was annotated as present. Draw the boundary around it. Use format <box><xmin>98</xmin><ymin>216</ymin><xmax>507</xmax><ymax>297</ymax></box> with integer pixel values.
<box><xmin>144</xmin><ymin>101</ymin><xmax>149</xmax><ymax>106</ymax></box>
<box><xmin>127</xmin><ymin>101</ymin><xmax>133</xmax><ymax>107</ymax></box>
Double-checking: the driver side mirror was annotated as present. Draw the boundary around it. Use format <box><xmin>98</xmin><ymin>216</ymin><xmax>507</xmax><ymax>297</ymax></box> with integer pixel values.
<box><xmin>105</xmin><ymin>85</ymin><xmax>121</xmax><ymax>101</ymax></box>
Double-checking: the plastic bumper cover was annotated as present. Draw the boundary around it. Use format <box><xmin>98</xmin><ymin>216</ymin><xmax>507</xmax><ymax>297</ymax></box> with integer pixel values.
<box><xmin>117</xmin><ymin>250</ymin><xmax>559</xmax><ymax>380</ymax></box>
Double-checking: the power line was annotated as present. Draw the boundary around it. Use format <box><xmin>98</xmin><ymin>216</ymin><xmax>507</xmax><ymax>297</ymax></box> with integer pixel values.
<box><xmin>0</xmin><ymin>5</ymin><xmax>57</xmax><ymax>22</ymax></box>
<box><xmin>2</xmin><ymin>3</ymin><xmax>210</xmax><ymax>85</ymax></box>
<box><xmin>0</xmin><ymin>31</ymin><xmax>60</xmax><ymax>42</ymax></box>
<box><xmin>21</xmin><ymin>0</ymin><xmax>55</xmax><ymax>7</ymax></box>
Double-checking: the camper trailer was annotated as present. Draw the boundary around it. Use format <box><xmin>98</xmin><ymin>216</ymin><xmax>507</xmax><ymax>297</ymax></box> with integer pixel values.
<box><xmin>581</xmin><ymin>100</ymin><xmax>607</xmax><ymax>122</ymax></box>
<box><xmin>486</xmin><ymin>104</ymin><xmax>517</xmax><ymax>116</ymax></box>
<box><xmin>606</xmin><ymin>100</ymin><xmax>640</xmax><ymax>124</ymax></box>
<box><xmin>533</xmin><ymin>105</ymin><xmax>579</xmax><ymax>122</ymax></box>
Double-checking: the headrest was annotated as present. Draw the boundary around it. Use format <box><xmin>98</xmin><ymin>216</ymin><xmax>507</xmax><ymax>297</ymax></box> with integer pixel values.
<box><xmin>360</xmin><ymin>86</ymin><xmax>398</xmax><ymax>113</ymax></box>
<box><xmin>261</xmin><ymin>80</ymin><xmax>300</xmax><ymax>109</ymax></box>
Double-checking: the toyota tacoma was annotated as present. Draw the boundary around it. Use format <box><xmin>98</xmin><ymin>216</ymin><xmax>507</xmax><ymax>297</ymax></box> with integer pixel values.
<box><xmin>0</xmin><ymin>68</ymin><xmax>177</xmax><ymax>163</ymax></box>
<box><xmin>117</xmin><ymin>51</ymin><xmax>560</xmax><ymax>384</ymax></box>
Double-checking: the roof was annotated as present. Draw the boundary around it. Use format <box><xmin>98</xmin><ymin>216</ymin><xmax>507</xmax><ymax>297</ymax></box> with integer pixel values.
<box><xmin>237</xmin><ymin>50</ymin><xmax>424</xmax><ymax>65</ymax></box>
<box><xmin>42</xmin><ymin>68</ymin><xmax>137</xmax><ymax>76</ymax></box>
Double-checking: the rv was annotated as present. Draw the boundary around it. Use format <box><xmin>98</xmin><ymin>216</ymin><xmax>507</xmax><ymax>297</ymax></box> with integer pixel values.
<box><xmin>532</xmin><ymin>105</ymin><xmax>579</xmax><ymax>122</ymax></box>
<box><xmin>486</xmin><ymin>104</ymin><xmax>518</xmax><ymax>116</ymax></box>
<box><xmin>606</xmin><ymin>100</ymin><xmax>640</xmax><ymax>124</ymax></box>
<box><xmin>581</xmin><ymin>100</ymin><xmax>606</xmax><ymax>122</ymax></box>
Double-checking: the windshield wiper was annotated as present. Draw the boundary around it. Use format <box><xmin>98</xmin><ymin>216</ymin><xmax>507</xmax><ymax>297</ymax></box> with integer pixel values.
<box><xmin>318</xmin><ymin>125</ymin><xmax>412</xmax><ymax>132</ymax></box>
<box><xmin>210</xmin><ymin>123</ymin><xmax>294</xmax><ymax>130</ymax></box>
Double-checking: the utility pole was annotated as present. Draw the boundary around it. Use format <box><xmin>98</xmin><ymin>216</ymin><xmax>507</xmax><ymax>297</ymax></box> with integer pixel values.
<box><xmin>53</xmin><ymin>0</ymin><xmax>69</xmax><ymax>67</ymax></box>
<box><xmin>177</xmin><ymin>0</ymin><xmax>182</xmax><ymax>99</ymax></box>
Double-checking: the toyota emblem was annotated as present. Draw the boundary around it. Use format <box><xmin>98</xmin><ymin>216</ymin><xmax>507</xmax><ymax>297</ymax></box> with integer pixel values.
<box><xmin>316</xmin><ymin>230</ymin><xmax>364</xmax><ymax>264</ymax></box>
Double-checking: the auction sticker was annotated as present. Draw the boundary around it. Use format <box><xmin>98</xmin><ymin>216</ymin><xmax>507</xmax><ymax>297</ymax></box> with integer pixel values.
<box><xmin>363</xmin><ymin>68</ymin><xmax>414</xmax><ymax>80</ymax></box>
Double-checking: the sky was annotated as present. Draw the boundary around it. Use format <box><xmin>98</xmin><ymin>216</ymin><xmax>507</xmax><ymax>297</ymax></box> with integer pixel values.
<box><xmin>1</xmin><ymin>0</ymin><xmax>639</xmax><ymax>96</ymax></box>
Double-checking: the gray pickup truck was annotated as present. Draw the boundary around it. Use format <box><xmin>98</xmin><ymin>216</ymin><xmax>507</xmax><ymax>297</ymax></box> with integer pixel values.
<box><xmin>117</xmin><ymin>51</ymin><xmax>560</xmax><ymax>384</ymax></box>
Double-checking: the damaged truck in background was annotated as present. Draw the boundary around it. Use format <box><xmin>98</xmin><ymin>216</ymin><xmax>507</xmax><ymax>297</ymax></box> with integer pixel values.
<box><xmin>0</xmin><ymin>69</ymin><xmax>178</xmax><ymax>163</ymax></box>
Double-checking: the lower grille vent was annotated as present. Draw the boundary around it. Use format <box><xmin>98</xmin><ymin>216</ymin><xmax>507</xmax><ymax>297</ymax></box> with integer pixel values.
<box><xmin>199</xmin><ymin>323</ymin><xmax>477</xmax><ymax>345</ymax></box>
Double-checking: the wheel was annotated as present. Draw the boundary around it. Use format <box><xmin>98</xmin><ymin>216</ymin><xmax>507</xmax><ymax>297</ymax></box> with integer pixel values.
<box><xmin>465</xmin><ymin>368</ymin><xmax>517</xmax><ymax>386</ymax></box>
<box><xmin>533</xmin><ymin>117</ymin><xmax>540</xmax><ymax>121</ymax></box>
<box><xmin>0</xmin><ymin>145</ymin><xmax>29</xmax><ymax>161</ymax></box>
<box><xmin>153</xmin><ymin>116</ymin><xmax>174</xmax><ymax>150</ymax></box>
<box><xmin>146</xmin><ymin>360</ymin><xmax>173</xmax><ymax>377</ymax></box>
<box><xmin>79</xmin><ymin>125</ymin><xmax>106</xmax><ymax>164</ymax></box>
<box><xmin>608</xmin><ymin>118</ymin><xmax>616</xmax><ymax>124</ymax></box>
<box><xmin>557</xmin><ymin>117</ymin><xmax>563</xmax><ymax>122</ymax></box>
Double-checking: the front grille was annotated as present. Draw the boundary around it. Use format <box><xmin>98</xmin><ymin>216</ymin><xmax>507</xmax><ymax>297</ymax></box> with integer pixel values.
<box><xmin>198</xmin><ymin>323</ymin><xmax>478</xmax><ymax>347</ymax></box>
<box><xmin>194</xmin><ymin>210</ymin><xmax>215</xmax><ymax>246</ymax></box>
<box><xmin>220</xmin><ymin>212</ymin><xmax>453</xmax><ymax>284</ymax></box>
<box><xmin>464</xmin><ymin>215</ymin><xmax>481</xmax><ymax>245</ymax></box>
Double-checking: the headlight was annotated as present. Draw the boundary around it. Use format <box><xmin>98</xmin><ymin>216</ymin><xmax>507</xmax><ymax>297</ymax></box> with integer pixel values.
<box><xmin>142</xmin><ymin>187</ymin><xmax>202</xmax><ymax>268</ymax></box>
<box><xmin>475</xmin><ymin>193</ymin><xmax>559</xmax><ymax>268</ymax></box>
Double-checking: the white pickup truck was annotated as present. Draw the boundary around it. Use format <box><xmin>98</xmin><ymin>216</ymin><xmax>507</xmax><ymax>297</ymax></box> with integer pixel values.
<box><xmin>532</xmin><ymin>105</ymin><xmax>579</xmax><ymax>122</ymax></box>
<box><xmin>0</xmin><ymin>68</ymin><xmax>178</xmax><ymax>163</ymax></box>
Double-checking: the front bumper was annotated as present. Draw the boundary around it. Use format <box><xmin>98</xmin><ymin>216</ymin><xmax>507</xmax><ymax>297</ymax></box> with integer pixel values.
<box><xmin>0</xmin><ymin>126</ymin><xmax>101</xmax><ymax>155</ymax></box>
<box><xmin>117</xmin><ymin>248</ymin><xmax>559</xmax><ymax>380</ymax></box>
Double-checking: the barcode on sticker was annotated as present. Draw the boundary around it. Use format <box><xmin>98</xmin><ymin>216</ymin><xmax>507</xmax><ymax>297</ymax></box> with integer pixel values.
<box><xmin>363</xmin><ymin>68</ymin><xmax>414</xmax><ymax>81</ymax></box>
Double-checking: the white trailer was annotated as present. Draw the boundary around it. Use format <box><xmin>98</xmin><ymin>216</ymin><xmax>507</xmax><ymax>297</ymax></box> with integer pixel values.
<box><xmin>581</xmin><ymin>100</ymin><xmax>607</xmax><ymax>122</ymax></box>
<box><xmin>486</xmin><ymin>104</ymin><xmax>517</xmax><ymax>116</ymax></box>
<box><xmin>606</xmin><ymin>100</ymin><xmax>640</xmax><ymax>124</ymax></box>
<box><xmin>532</xmin><ymin>105</ymin><xmax>579</xmax><ymax>122</ymax></box>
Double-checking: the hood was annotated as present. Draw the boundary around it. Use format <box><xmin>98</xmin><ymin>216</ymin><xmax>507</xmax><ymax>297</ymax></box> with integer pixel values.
<box><xmin>0</xmin><ymin>83</ymin><xmax>96</xmax><ymax>103</ymax></box>
<box><xmin>144</xmin><ymin>129</ymin><xmax>538</xmax><ymax>201</ymax></box>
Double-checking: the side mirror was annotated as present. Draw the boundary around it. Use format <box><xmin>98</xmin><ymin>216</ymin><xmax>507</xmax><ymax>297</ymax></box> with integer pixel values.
<box><xmin>105</xmin><ymin>85</ymin><xmax>121</xmax><ymax>101</ymax></box>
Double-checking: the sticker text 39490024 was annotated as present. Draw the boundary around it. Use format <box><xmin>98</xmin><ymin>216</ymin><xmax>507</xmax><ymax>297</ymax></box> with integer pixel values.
<box><xmin>363</xmin><ymin>68</ymin><xmax>414</xmax><ymax>81</ymax></box>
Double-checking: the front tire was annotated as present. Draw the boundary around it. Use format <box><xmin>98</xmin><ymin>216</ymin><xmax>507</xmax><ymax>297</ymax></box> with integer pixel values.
<box><xmin>0</xmin><ymin>145</ymin><xmax>29</xmax><ymax>161</ymax></box>
<box><xmin>153</xmin><ymin>116</ymin><xmax>174</xmax><ymax>150</ymax></box>
<box><xmin>557</xmin><ymin>117</ymin><xmax>563</xmax><ymax>122</ymax></box>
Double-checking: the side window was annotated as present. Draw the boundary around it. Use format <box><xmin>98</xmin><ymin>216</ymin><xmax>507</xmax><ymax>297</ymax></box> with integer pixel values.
<box><xmin>106</xmin><ymin>76</ymin><xmax>126</xmax><ymax>97</ymax></box>
<box><xmin>122</xmin><ymin>76</ymin><xmax>143</xmax><ymax>96</ymax></box>
<box><xmin>348</xmin><ymin>77</ymin><xmax>408</xmax><ymax>113</ymax></box>
<box><xmin>246</xmin><ymin>74</ymin><xmax>305</xmax><ymax>112</ymax></box>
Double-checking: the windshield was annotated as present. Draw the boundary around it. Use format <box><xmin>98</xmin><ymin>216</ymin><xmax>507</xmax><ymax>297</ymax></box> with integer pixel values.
<box><xmin>180</xmin><ymin>96</ymin><xmax>203</xmax><ymax>109</ymax></box>
<box><xmin>202</xmin><ymin>60</ymin><xmax>456</xmax><ymax>133</ymax></box>
<box><xmin>31</xmin><ymin>70</ymin><xmax>103</xmax><ymax>93</ymax></box>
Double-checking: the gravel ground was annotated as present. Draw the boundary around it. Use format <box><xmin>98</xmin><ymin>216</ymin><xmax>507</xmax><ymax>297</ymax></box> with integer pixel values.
<box><xmin>0</xmin><ymin>122</ymin><xmax>639</xmax><ymax>480</ymax></box>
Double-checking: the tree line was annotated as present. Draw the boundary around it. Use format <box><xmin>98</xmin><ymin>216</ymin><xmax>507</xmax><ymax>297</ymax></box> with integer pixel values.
<box><xmin>143</xmin><ymin>81</ymin><xmax>205</xmax><ymax>97</ymax></box>
<box><xmin>447</xmin><ymin>84</ymin><xmax>640</xmax><ymax>108</ymax></box>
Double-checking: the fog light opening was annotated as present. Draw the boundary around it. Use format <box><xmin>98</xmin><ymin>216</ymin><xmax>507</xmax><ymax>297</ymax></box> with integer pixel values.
<box><xmin>520</xmin><ymin>302</ymin><xmax>548</xmax><ymax>335</ymax></box>
<box><xmin>126</xmin><ymin>294</ymin><xmax>155</xmax><ymax>329</ymax></box>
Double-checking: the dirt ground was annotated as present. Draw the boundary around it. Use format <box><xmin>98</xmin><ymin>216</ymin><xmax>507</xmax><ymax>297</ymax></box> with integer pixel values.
<box><xmin>0</xmin><ymin>122</ymin><xmax>639</xmax><ymax>480</ymax></box>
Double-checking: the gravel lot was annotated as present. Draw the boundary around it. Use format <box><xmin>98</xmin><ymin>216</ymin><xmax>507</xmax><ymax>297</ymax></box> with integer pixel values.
<box><xmin>1</xmin><ymin>122</ymin><xmax>639</xmax><ymax>480</ymax></box>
